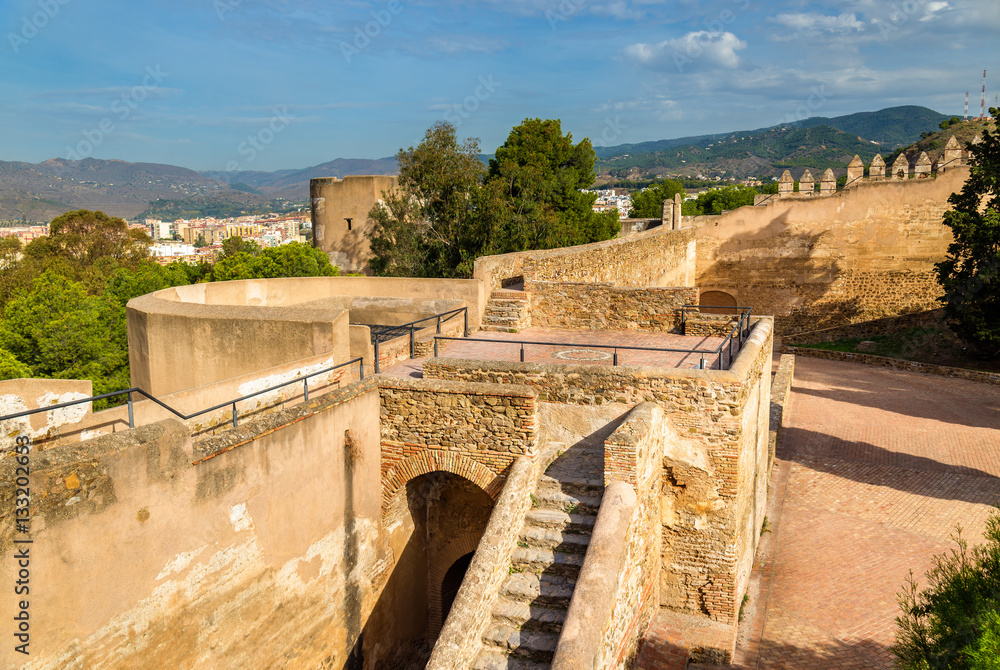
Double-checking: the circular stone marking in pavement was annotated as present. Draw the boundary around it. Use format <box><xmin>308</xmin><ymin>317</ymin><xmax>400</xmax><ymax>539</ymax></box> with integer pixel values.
<box><xmin>552</xmin><ymin>348</ymin><xmax>613</xmax><ymax>361</ymax></box>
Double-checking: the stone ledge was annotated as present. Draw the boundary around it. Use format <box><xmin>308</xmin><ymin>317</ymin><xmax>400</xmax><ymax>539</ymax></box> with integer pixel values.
<box><xmin>781</xmin><ymin>346</ymin><xmax>1000</xmax><ymax>386</ymax></box>
<box><xmin>375</xmin><ymin>374</ymin><xmax>538</xmax><ymax>399</ymax></box>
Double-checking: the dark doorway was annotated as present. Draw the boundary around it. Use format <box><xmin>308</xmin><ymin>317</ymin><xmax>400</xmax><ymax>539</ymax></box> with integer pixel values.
<box><xmin>440</xmin><ymin>552</ymin><xmax>474</xmax><ymax>624</ymax></box>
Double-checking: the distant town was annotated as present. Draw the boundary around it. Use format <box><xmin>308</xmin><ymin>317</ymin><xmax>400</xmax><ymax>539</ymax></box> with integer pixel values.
<box><xmin>0</xmin><ymin>210</ymin><xmax>312</xmax><ymax>264</ymax></box>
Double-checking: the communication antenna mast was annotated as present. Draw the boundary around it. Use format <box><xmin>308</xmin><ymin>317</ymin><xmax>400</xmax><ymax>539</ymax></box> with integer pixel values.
<box><xmin>981</xmin><ymin>69</ymin><xmax>987</xmax><ymax>120</ymax></box>
<box><xmin>964</xmin><ymin>91</ymin><xmax>970</xmax><ymax>120</ymax></box>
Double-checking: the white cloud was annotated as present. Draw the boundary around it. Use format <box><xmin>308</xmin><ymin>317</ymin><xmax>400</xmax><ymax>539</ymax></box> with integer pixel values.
<box><xmin>770</xmin><ymin>12</ymin><xmax>866</xmax><ymax>35</ymax></box>
<box><xmin>624</xmin><ymin>31</ymin><xmax>747</xmax><ymax>73</ymax></box>
<box><xmin>921</xmin><ymin>1</ymin><xmax>952</xmax><ymax>21</ymax></box>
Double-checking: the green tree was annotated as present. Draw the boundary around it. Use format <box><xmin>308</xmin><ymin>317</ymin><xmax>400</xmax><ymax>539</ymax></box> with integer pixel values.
<box><xmin>0</xmin><ymin>271</ymin><xmax>128</xmax><ymax>400</ymax></box>
<box><xmin>0</xmin><ymin>347</ymin><xmax>31</xmax><ymax>381</ymax></box>
<box><xmin>220</xmin><ymin>235</ymin><xmax>260</xmax><ymax>259</ymax></box>
<box><xmin>194</xmin><ymin>235</ymin><xmax>208</xmax><ymax>248</ymax></box>
<box><xmin>628</xmin><ymin>179</ymin><xmax>685</xmax><ymax>218</ymax></box>
<box><xmin>212</xmin><ymin>242</ymin><xmax>339</xmax><ymax>281</ymax></box>
<box><xmin>682</xmin><ymin>185</ymin><xmax>759</xmax><ymax>215</ymax></box>
<box><xmin>45</xmin><ymin>209</ymin><xmax>151</xmax><ymax>267</ymax></box>
<box><xmin>487</xmin><ymin>118</ymin><xmax>618</xmax><ymax>248</ymax></box>
<box><xmin>894</xmin><ymin>512</ymin><xmax>1000</xmax><ymax>669</ymax></box>
<box><xmin>935</xmin><ymin>107</ymin><xmax>1000</xmax><ymax>357</ymax></box>
<box><xmin>369</xmin><ymin>122</ymin><xmax>486</xmax><ymax>278</ymax></box>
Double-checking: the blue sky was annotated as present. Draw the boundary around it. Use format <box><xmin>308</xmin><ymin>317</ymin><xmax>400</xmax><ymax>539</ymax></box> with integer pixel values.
<box><xmin>1</xmin><ymin>0</ymin><xmax>998</xmax><ymax>171</ymax></box>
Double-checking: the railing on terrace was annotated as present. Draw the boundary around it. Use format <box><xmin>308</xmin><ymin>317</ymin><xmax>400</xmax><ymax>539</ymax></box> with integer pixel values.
<box><xmin>365</xmin><ymin>307</ymin><xmax>469</xmax><ymax>373</ymax></box>
<box><xmin>433</xmin><ymin>307</ymin><xmax>755</xmax><ymax>371</ymax></box>
<box><xmin>0</xmin><ymin>358</ymin><xmax>364</xmax><ymax>430</ymax></box>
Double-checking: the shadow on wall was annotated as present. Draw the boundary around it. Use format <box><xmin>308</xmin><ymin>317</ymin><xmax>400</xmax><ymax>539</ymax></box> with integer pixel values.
<box><xmin>360</xmin><ymin>472</ymin><xmax>493</xmax><ymax>670</ymax></box>
<box><xmin>698</xmin><ymin>214</ymin><xmax>874</xmax><ymax>335</ymax></box>
<box><xmin>327</xmin><ymin>225</ymin><xmax>372</xmax><ymax>274</ymax></box>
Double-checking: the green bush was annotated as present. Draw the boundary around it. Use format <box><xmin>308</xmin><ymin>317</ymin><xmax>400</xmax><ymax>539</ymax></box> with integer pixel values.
<box><xmin>894</xmin><ymin>512</ymin><xmax>1000</xmax><ymax>669</ymax></box>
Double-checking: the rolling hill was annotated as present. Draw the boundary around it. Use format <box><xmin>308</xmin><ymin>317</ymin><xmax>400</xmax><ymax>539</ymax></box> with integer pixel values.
<box><xmin>594</xmin><ymin>105</ymin><xmax>949</xmax><ymax>180</ymax></box>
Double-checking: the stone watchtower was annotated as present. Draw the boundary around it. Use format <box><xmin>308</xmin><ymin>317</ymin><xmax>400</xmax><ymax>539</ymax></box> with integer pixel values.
<box><xmin>942</xmin><ymin>136</ymin><xmax>963</xmax><ymax>171</ymax></box>
<box><xmin>891</xmin><ymin>155</ymin><xmax>910</xmax><ymax>180</ymax></box>
<box><xmin>819</xmin><ymin>168</ymin><xmax>836</xmax><ymax>195</ymax></box>
<box><xmin>778</xmin><ymin>170</ymin><xmax>794</xmax><ymax>198</ymax></box>
<box><xmin>869</xmin><ymin>154</ymin><xmax>885</xmax><ymax>181</ymax></box>
<box><xmin>914</xmin><ymin>151</ymin><xmax>932</xmax><ymax>178</ymax></box>
<box><xmin>798</xmin><ymin>169</ymin><xmax>814</xmax><ymax>195</ymax></box>
<box><xmin>846</xmin><ymin>155</ymin><xmax>864</xmax><ymax>187</ymax></box>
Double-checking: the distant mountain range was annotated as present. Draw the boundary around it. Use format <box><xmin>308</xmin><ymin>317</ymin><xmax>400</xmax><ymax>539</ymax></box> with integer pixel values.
<box><xmin>592</xmin><ymin>105</ymin><xmax>949</xmax><ymax>180</ymax></box>
<box><xmin>0</xmin><ymin>106</ymin><xmax>950</xmax><ymax>223</ymax></box>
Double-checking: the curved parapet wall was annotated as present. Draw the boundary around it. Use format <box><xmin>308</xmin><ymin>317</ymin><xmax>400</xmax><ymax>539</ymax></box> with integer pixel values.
<box><xmin>127</xmin><ymin>276</ymin><xmax>484</xmax><ymax>396</ymax></box>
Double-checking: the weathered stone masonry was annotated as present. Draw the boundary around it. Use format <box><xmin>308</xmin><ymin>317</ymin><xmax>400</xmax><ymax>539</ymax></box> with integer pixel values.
<box><xmin>378</xmin><ymin>377</ymin><xmax>539</xmax><ymax>513</ymax></box>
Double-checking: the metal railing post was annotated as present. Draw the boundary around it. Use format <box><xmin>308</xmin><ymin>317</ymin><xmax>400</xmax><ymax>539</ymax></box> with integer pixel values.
<box><xmin>127</xmin><ymin>391</ymin><xmax>134</xmax><ymax>429</ymax></box>
<box><xmin>232</xmin><ymin>403</ymin><xmax>239</xmax><ymax>428</ymax></box>
<box><xmin>700</xmin><ymin>357</ymin><xmax>707</xmax><ymax>370</ymax></box>
<box><xmin>374</xmin><ymin>339</ymin><xmax>381</xmax><ymax>374</ymax></box>
<box><xmin>436</xmin><ymin>315</ymin><xmax>442</xmax><ymax>334</ymax></box>
<box><xmin>303</xmin><ymin>377</ymin><xmax>309</xmax><ymax>403</ymax></box>
<box><xmin>520</xmin><ymin>343</ymin><xmax>525</xmax><ymax>362</ymax></box>
<box><xmin>464</xmin><ymin>308</ymin><xmax>469</xmax><ymax>337</ymax></box>
<box><xmin>613</xmin><ymin>349</ymin><xmax>618</xmax><ymax>366</ymax></box>
<box><xmin>434</xmin><ymin>338</ymin><xmax>439</xmax><ymax>357</ymax></box>
<box><xmin>359</xmin><ymin>359</ymin><xmax>365</xmax><ymax>381</ymax></box>
<box><xmin>409</xmin><ymin>327</ymin><xmax>415</xmax><ymax>358</ymax></box>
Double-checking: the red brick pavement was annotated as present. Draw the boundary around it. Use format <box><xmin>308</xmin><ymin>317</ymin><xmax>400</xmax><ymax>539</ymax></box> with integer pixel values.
<box><xmin>637</xmin><ymin>356</ymin><xmax>1000</xmax><ymax>669</ymax></box>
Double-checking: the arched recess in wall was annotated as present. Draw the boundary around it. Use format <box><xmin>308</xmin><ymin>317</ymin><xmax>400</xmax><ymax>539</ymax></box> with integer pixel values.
<box><xmin>699</xmin><ymin>290</ymin><xmax>738</xmax><ymax>315</ymax></box>
<box><xmin>381</xmin><ymin>451</ymin><xmax>503</xmax><ymax>517</ymax></box>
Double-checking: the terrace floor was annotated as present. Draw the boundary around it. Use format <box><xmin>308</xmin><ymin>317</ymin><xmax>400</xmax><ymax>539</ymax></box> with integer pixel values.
<box><xmin>423</xmin><ymin>326</ymin><xmax>729</xmax><ymax>370</ymax></box>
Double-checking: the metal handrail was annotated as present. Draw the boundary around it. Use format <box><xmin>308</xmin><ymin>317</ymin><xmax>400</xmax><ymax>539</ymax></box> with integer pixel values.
<box><xmin>371</xmin><ymin>307</ymin><xmax>469</xmax><ymax>373</ymax></box>
<box><xmin>0</xmin><ymin>357</ymin><xmax>364</xmax><ymax>430</ymax></box>
<box><xmin>432</xmin><ymin>309</ymin><xmax>754</xmax><ymax>370</ymax></box>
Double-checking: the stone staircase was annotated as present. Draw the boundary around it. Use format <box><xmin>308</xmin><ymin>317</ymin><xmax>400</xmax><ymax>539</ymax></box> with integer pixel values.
<box><xmin>472</xmin><ymin>434</ymin><xmax>606</xmax><ymax>669</ymax></box>
<box><xmin>480</xmin><ymin>290</ymin><xmax>530</xmax><ymax>333</ymax></box>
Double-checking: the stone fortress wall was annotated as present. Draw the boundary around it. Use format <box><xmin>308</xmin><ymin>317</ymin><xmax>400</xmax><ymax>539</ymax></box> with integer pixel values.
<box><xmin>0</xmin><ymin>137</ymin><xmax>975</xmax><ymax>668</ymax></box>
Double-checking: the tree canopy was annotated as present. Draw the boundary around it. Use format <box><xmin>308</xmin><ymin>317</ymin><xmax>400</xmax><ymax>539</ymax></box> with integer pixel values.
<box><xmin>368</xmin><ymin>119</ymin><xmax>619</xmax><ymax>278</ymax></box>
<box><xmin>629</xmin><ymin>179</ymin><xmax>686</xmax><ymax>218</ymax></box>
<box><xmin>0</xmin><ymin>217</ymin><xmax>341</xmax><ymax>405</ymax></box>
<box><xmin>935</xmin><ymin>107</ymin><xmax>1000</xmax><ymax>357</ymax></box>
<box><xmin>681</xmin><ymin>185</ymin><xmax>761</xmax><ymax>216</ymax></box>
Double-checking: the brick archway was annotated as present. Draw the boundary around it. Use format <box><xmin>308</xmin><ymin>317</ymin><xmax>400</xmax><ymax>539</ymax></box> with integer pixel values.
<box><xmin>381</xmin><ymin>451</ymin><xmax>503</xmax><ymax>514</ymax></box>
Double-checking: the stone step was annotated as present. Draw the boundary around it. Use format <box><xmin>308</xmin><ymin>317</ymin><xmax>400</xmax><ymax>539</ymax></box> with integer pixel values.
<box><xmin>482</xmin><ymin>622</ymin><xmax>559</xmax><ymax>662</ymax></box>
<box><xmin>481</xmin><ymin>314</ymin><xmax>524</xmax><ymax>325</ymax></box>
<box><xmin>511</xmin><ymin>546</ymin><xmax>585</xmax><ymax>577</ymax></box>
<box><xmin>525</xmin><ymin>508</ymin><xmax>596</xmax><ymax>533</ymax></box>
<box><xmin>519</xmin><ymin>526</ymin><xmax>592</xmax><ymax>553</ymax></box>
<box><xmin>537</xmin><ymin>473</ymin><xmax>605</xmax><ymax>499</ymax></box>
<box><xmin>502</xmin><ymin>571</ymin><xmax>576</xmax><ymax>607</ymax></box>
<box><xmin>483</xmin><ymin>308</ymin><xmax>526</xmax><ymax>320</ymax></box>
<box><xmin>480</xmin><ymin>324</ymin><xmax>522</xmax><ymax>333</ymax></box>
<box><xmin>491</xmin><ymin>290</ymin><xmax>528</xmax><ymax>301</ymax></box>
<box><xmin>491</xmin><ymin>596</ymin><xmax>568</xmax><ymax>632</ymax></box>
<box><xmin>533</xmin><ymin>489</ymin><xmax>602</xmax><ymax>515</ymax></box>
<box><xmin>473</xmin><ymin>649</ymin><xmax>549</xmax><ymax>670</ymax></box>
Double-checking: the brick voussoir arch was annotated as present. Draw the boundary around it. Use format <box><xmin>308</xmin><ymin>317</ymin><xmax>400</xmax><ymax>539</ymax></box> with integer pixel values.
<box><xmin>381</xmin><ymin>448</ymin><xmax>504</xmax><ymax>512</ymax></box>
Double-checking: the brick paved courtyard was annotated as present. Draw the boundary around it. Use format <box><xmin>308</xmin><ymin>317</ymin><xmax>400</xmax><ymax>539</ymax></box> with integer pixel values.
<box><xmin>639</xmin><ymin>356</ymin><xmax>1000</xmax><ymax>669</ymax></box>
<box><xmin>434</xmin><ymin>327</ymin><xmax>729</xmax><ymax>370</ymax></box>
